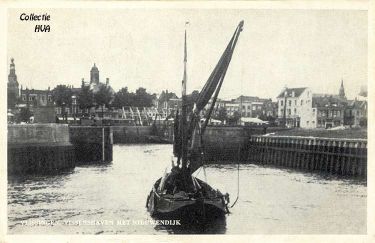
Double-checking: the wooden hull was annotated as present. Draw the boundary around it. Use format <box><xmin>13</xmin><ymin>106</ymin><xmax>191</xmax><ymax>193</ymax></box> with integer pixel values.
<box><xmin>146</xmin><ymin>177</ymin><xmax>229</xmax><ymax>223</ymax></box>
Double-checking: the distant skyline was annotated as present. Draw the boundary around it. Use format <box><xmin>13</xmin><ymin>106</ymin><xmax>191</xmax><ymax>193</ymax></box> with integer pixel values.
<box><xmin>7</xmin><ymin>8</ymin><xmax>367</xmax><ymax>100</ymax></box>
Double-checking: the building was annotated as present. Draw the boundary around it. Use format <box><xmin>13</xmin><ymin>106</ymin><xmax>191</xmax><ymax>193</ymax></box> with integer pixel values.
<box><xmin>7</xmin><ymin>58</ymin><xmax>19</xmax><ymax>108</ymax></box>
<box><xmin>56</xmin><ymin>63</ymin><xmax>115</xmax><ymax>118</ymax></box>
<box><xmin>230</xmin><ymin>96</ymin><xmax>274</xmax><ymax>118</ymax></box>
<box><xmin>276</xmin><ymin>87</ymin><xmax>314</xmax><ymax>128</ymax></box>
<box><xmin>20</xmin><ymin>87</ymin><xmax>54</xmax><ymax>107</ymax></box>
<box><xmin>312</xmin><ymin>95</ymin><xmax>346</xmax><ymax>128</ymax></box>
<box><xmin>156</xmin><ymin>90</ymin><xmax>181</xmax><ymax>118</ymax></box>
<box><xmin>263</xmin><ymin>101</ymin><xmax>278</xmax><ymax>118</ymax></box>
<box><xmin>344</xmin><ymin>99</ymin><xmax>367</xmax><ymax>127</ymax></box>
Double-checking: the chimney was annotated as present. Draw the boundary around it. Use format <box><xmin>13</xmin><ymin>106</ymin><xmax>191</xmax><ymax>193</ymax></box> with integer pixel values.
<box><xmin>106</xmin><ymin>78</ymin><xmax>109</xmax><ymax>85</ymax></box>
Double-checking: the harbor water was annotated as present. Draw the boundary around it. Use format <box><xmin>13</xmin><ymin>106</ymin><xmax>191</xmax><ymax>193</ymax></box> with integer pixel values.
<box><xmin>8</xmin><ymin>144</ymin><xmax>366</xmax><ymax>234</ymax></box>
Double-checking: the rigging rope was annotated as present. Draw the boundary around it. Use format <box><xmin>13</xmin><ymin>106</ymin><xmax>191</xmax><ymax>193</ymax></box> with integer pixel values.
<box><xmin>229</xmin><ymin>145</ymin><xmax>241</xmax><ymax>208</ymax></box>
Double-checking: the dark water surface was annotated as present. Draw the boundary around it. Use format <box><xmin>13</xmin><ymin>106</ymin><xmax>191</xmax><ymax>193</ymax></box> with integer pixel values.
<box><xmin>8</xmin><ymin>144</ymin><xmax>366</xmax><ymax>234</ymax></box>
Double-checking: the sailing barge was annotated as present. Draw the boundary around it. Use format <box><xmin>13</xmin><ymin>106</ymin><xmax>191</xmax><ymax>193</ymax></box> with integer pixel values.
<box><xmin>146</xmin><ymin>21</ymin><xmax>244</xmax><ymax>223</ymax></box>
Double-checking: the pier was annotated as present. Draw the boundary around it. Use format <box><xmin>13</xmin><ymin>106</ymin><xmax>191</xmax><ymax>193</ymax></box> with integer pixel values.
<box><xmin>7</xmin><ymin>124</ymin><xmax>75</xmax><ymax>175</ymax></box>
<box><xmin>7</xmin><ymin>124</ymin><xmax>113</xmax><ymax>175</ymax></box>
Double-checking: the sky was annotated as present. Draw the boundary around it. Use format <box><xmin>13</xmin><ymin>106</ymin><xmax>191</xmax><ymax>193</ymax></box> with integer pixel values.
<box><xmin>7</xmin><ymin>8</ymin><xmax>367</xmax><ymax>100</ymax></box>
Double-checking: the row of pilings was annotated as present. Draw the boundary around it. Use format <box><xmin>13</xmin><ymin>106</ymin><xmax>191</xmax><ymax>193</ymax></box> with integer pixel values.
<box><xmin>247</xmin><ymin>136</ymin><xmax>367</xmax><ymax>178</ymax></box>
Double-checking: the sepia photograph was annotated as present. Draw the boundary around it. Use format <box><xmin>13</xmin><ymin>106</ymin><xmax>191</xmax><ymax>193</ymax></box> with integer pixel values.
<box><xmin>1</xmin><ymin>1</ymin><xmax>373</xmax><ymax>242</ymax></box>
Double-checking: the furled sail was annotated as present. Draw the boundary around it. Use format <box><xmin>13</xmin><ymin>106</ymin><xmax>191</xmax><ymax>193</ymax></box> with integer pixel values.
<box><xmin>174</xmin><ymin>21</ymin><xmax>244</xmax><ymax>174</ymax></box>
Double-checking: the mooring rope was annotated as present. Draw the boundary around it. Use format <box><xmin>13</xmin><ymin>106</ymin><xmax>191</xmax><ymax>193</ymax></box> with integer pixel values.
<box><xmin>229</xmin><ymin>145</ymin><xmax>241</xmax><ymax>208</ymax></box>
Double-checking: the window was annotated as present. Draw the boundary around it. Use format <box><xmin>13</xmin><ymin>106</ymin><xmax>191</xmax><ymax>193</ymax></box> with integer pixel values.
<box><xmin>301</xmin><ymin>100</ymin><xmax>303</xmax><ymax>105</ymax></box>
<box><xmin>28</xmin><ymin>96</ymin><xmax>33</xmax><ymax>101</ymax></box>
<box><xmin>312</xmin><ymin>108</ymin><xmax>315</xmax><ymax>113</ymax></box>
<box><xmin>294</xmin><ymin>108</ymin><xmax>297</xmax><ymax>114</ymax></box>
<box><xmin>294</xmin><ymin>100</ymin><xmax>297</xmax><ymax>106</ymax></box>
<box><xmin>312</xmin><ymin>121</ymin><xmax>315</xmax><ymax>124</ymax></box>
<box><xmin>252</xmin><ymin>106</ymin><xmax>256</xmax><ymax>111</ymax></box>
<box><xmin>48</xmin><ymin>95</ymin><xmax>52</xmax><ymax>102</ymax></box>
<box><xmin>257</xmin><ymin>106</ymin><xmax>261</xmax><ymax>110</ymax></box>
<box><xmin>280</xmin><ymin>100</ymin><xmax>284</xmax><ymax>106</ymax></box>
<box><xmin>307</xmin><ymin>121</ymin><xmax>309</xmax><ymax>125</ymax></box>
<box><xmin>288</xmin><ymin>109</ymin><xmax>291</xmax><ymax>115</ymax></box>
<box><xmin>288</xmin><ymin>100</ymin><xmax>291</xmax><ymax>106</ymax></box>
<box><xmin>280</xmin><ymin>108</ymin><xmax>284</xmax><ymax>114</ymax></box>
<box><xmin>22</xmin><ymin>94</ymin><xmax>26</xmax><ymax>101</ymax></box>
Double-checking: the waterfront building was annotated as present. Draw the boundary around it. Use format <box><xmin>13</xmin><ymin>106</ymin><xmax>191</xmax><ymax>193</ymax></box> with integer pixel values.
<box><xmin>224</xmin><ymin>101</ymin><xmax>240</xmax><ymax>117</ymax></box>
<box><xmin>157</xmin><ymin>90</ymin><xmax>181</xmax><ymax>118</ymax></box>
<box><xmin>312</xmin><ymin>95</ymin><xmax>346</xmax><ymax>128</ymax></box>
<box><xmin>344</xmin><ymin>99</ymin><xmax>367</xmax><ymax>127</ymax></box>
<box><xmin>20</xmin><ymin>87</ymin><xmax>54</xmax><ymax>107</ymax></box>
<box><xmin>276</xmin><ymin>80</ymin><xmax>367</xmax><ymax>129</ymax></box>
<box><xmin>276</xmin><ymin>87</ymin><xmax>314</xmax><ymax>128</ymax></box>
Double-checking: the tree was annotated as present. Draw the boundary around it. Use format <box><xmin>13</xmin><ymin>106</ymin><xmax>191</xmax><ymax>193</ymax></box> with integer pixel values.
<box><xmin>190</xmin><ymin>90</ymin><xmax>200</xmax><ymax>102</ymax></box>
<box><xmin>112</xmin><ymin>87</ymin><xmax>132</xmax><ymax>109</ymax></box>
<box><xmin>52</xmin><ymin>85</ymin><xmax>72</xmax><ymax>120</ymax></box>
<box><xmin>133</xmin><ymin>87</ymin><xmax>154</xmax><ymax>108</ymax></box>
<box><xmin>158</xmin><ymin>90</ymin><xmax>178</xmax><ymax>108</ymax></box>
<box><xmin>215</xmin><ymin>107</ymin><xmax>228</xmax><ymax>122</ymax></box>
<box><xmin>227</xmin><ymin>111</ymin><xmax>241</xmax><ymax>125</ymax></box>
<box><xmin>52</xmin><ymin>85</ymin><xmax>73</xmax><ymax>107</ymax></box>
<box><xmin>94</xmin><ymin>85</ymin><xmax>113</xmax><ymax>118</ymax></box>
<box><xmin>17</xmin><ymin>107</ymin><xmax>32</xmax><ymax>123</ymax></box>
<box><xmin>77</xmin><ymin>85</ymin><xmax>94</xmax><ymax>114</ymax></box>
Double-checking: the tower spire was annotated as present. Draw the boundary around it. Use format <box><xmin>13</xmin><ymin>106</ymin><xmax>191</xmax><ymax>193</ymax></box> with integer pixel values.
<box><xmin>339</xmin><ymin>78</ymin><xmax>346</xmax><ymax>98</ymax></box>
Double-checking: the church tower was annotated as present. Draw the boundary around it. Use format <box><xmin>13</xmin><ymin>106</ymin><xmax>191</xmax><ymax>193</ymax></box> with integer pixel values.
<box><xmin>8</xmin><ymin>58</ymin><xmax>19</xmax><ymax>98</ymax></box>
<box><xmin>90</xmin><ymin>63</ymin><xmax>100</xmax><ymax>85</ymax></box>
<box><xmin>339</xmin><ymin>79</ymin><xmax>346</xmax><ymax>99</ymax></box>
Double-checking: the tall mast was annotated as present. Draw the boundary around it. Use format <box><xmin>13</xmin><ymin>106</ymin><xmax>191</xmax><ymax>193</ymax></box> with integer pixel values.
<box><xmin>180</xmin><ymin>22</ymin><xmax>189</xmax><ymax>169</ymax></box>
<box><xmin>182</xmin><ymin>26</ymin><xmax>187</xmax><ymax>96</ymax></box>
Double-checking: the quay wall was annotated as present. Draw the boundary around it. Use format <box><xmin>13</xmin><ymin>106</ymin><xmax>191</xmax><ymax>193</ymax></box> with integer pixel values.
<box><xmin>112</xmin><ymin>125</ymin><xmax>153</xmax><ymax>143</ymax></box>
<box><xmin>247</xmin><ymin>135</ymin><xmax>367</xmax><ymax>178</ymax></box>
<box><xmin>8</xmin><ymin>124</ymin><xmax>114</xmax><ymax>175</ymax></box>
<box><xmin>202</xmin><ymin>126</ymin><xmax>266</xmax><ymax>161</ymax></box>
<box><xmin>7</xmin><ymin>124</ymin><xmax>75</xmax><ymax>175</ymax></box>
<box><xmin>69</xmin><ymin>126</ymin><xmax>113</xmax><ymax>164</ymax></box>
